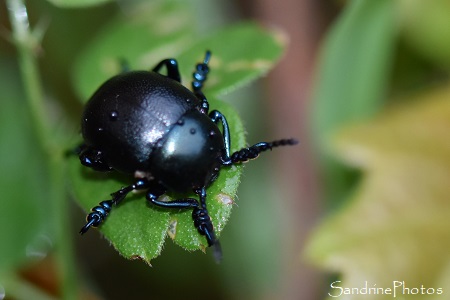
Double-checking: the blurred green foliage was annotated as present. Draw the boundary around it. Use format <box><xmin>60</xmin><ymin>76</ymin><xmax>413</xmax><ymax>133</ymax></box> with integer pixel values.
<box><xmin>308</xmin><ymin>0</ymin><xmax>450</xmax><ymax>299</ymax></box>
<box><xmin>312</xmin><ymin>0</ymin><xmax>396</xmax><ymax>206</ymax></box>
<box><xmin>0</xmin><ymin>58</ymin><xmax>50</xmax><ymax>272</ymax></box>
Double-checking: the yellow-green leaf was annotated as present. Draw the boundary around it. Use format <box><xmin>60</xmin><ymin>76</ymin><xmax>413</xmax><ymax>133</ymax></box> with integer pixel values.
<box><xmin>306</xmin><ymin>85</ymin><xmax>450</xmax><ymax>299</ymax></box>
<box><xmin>399</xmin><ymin>0</ymin><xmax>450</xmax><ymax>69</ymax></box>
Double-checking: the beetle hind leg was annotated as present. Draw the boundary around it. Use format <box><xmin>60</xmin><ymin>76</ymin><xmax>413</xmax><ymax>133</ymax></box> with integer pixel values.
<box><xmin>146</xmin><ymin>185</ymin><xmax>222</xmax><ymax>262</ymax></box>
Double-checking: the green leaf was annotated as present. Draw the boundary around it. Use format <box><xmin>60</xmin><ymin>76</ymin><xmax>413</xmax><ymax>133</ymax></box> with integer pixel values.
<box><xmin>46</xmin><ymin>0</ymin><xmax>113</xmax><ymax>8</ymax></box>
<box><xmin>312</xmin><ymin>0</ymin><xmax>396</xmax><ymax>148</ymax></box>
<box><xmin>311</xmin><ymin>0</ymin><xmax>397</xmax><ymax>205</ymax></box>
<box><xmin>305</xmin><ymin>85</ymin><xmax>450</xmax><ymax>299</ymax></box>
<box><xmin>70</xmin><ymin>4</ymin><xmax>285</xmax><ymax>262</ymax></box>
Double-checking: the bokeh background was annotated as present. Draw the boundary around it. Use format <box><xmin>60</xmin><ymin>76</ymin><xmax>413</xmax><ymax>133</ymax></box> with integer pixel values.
<box><xmin>1</xmin><ymin>0</ymin><xmax>450</xmax><ymax>299</ymax></box>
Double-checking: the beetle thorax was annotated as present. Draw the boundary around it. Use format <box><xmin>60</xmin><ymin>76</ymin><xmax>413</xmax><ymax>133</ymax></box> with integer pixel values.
<box><xmin>149</xmin><ymin>110</ymin><xmax>224</xmax><ymax>193</ymax></box>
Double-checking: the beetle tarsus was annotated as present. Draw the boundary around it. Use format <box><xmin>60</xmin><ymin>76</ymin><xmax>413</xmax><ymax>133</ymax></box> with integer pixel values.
<box><xmin>79</xmin><ymin>200</ymin><xmax>113</xmax><ymax>234</ymax></box>
<box><xmin>79</xmin><ymin>217</ymin><xmax>98</xmax><ymax>234</ymax></box>
<box><xmin>192</xmin><ymin>206</ymin><xmax>222</xmax><ymax>261</ymax></box>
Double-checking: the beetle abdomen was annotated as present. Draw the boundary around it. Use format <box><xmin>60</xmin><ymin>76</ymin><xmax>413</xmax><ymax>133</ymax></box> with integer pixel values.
<box><xmin>82</xmin><ymin>71</ymin><xmax>200</xmax><ymax>174</ymax></box>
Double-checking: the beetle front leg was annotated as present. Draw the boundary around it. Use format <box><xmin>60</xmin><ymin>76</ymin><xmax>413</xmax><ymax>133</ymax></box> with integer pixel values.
<box><xmin>152</xmin><ymin>58</ymin><xmax>181</xmax><ymax>82</ymax></box>
<box><xmin>209</xmin><ymin>110</ymin><xmax>231</xmax><ymax>163</ymax></box>
<box><xmin>79</xmin><ymin>179</ymin><xmax>150</xmax><ymax>234</ymax></box>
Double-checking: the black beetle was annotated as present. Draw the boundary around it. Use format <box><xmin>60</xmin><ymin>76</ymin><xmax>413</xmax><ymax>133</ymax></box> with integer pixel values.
<box><xmin>78</xmin><ymin>51</ymin><xmax>297</xmax><ymax>261</ymax></box>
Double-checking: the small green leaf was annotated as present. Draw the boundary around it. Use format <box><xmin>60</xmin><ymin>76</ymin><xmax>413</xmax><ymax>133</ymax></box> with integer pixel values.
<box><xmin>46</xmin><ymin>0</ymin><xmax>113</xmax><ymax>8</ymax></box>
<box><xmin>70</xmin><ymin>3</ymin><xmax>285</xmax><ymax>262</ymax></box>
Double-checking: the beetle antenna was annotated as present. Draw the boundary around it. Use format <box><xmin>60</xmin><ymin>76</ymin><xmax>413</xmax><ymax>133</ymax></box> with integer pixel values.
<box><xmin>229</xmin><ymin>138</ymin><xmax>298</xmax><ymax>164</ymax></box>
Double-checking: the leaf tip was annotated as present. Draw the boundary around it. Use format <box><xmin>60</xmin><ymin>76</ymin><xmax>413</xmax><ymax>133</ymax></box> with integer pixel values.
<box><xmin>129</xmin><ymin>255</ymin><xmax>153</xmax><ymax>267</ymax></box>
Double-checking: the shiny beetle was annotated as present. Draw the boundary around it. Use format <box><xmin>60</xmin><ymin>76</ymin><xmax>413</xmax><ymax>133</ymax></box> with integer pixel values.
<box><xmin>78</xmin><ymin>51</ymin><xmax>297</xmax><ymax>261</ymax></box>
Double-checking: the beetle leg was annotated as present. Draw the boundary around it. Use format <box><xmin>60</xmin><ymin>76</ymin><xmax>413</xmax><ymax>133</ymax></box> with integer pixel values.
<box><xmin>193</xmin><ymin>187</ymin><xmax>222</xmax><ymax>262</ymax></box>
<box><xmin>192</xmin><ymin>51</ymin><xmax>211</xmax><ymax>114</ymax></box>
<box><xmin>226</xmin><ymin>139</ymin><xmax>299</xmax><ymax>165</ymax></box>
<box><xmin>146</xmin><ymin>185</ymin><xmax>221</xmax><ymax>262</ymax></box>
<box><xmin>110</xmin><ymin>178</ymin><xmax>150</xmax><ymax>205</ymax></box>
<box><xmin>145</xmin><ymin>182</ymin><xmax>198</xmax><ymax>209</ymax></box>
<box><xmin>77</xmin><ymin>144</ymin><xmax>113</xmax><ymax>172</ymax></box>
<box><xmin>209</xmin><ymin>110</ymin><xmax>232</xmax><ymax>163</ymax></box>
<box><xmin>79</xmin><ymin>179</ymin><xmax>150</xmax><ymax>234</ymax></box>
<box><xmin>152</xmin><ymin>58</ymin><xmax>181</xmax><ymax>82</ymax></box>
